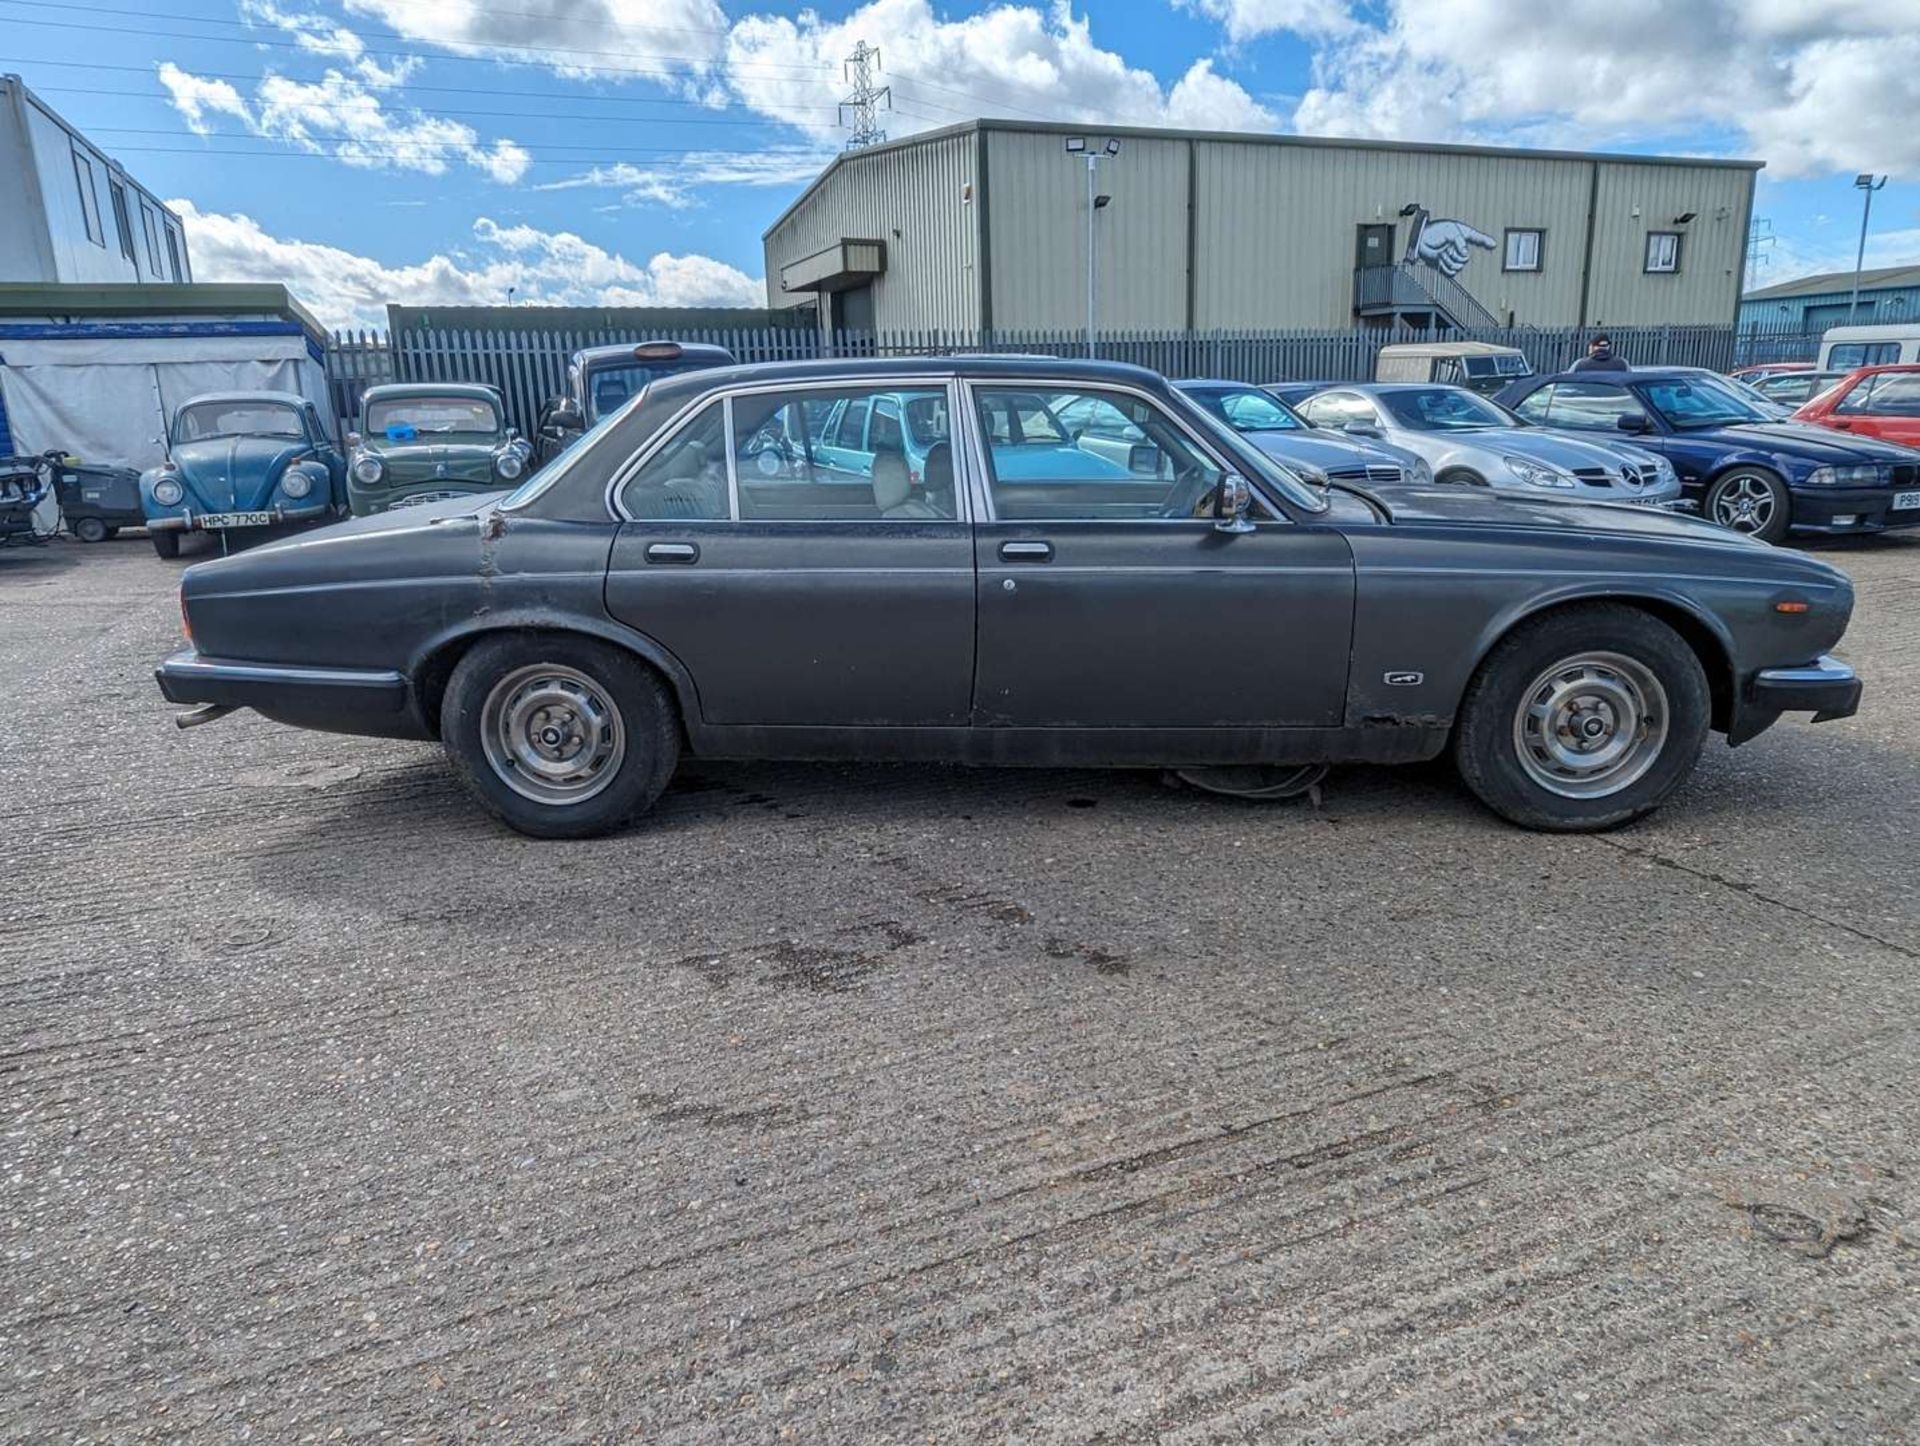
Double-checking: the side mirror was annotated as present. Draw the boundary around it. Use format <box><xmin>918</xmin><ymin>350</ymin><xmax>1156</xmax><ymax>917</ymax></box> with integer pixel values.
<box><xmin>1214</xmin><ymin>474</ymin><xmax>1256</xmax><ymax>534</ymax></box>
<box><xmin>1342</xmin><ymin>419</ymin><xmax>1381</xmax><ymax>438</ymax></box>
<box><xmin>1615</xmin><ymin>413</ymin><xmax>1649</xmax><ymax>434</ymax></box>
<box><xmin>504</xmin><ymin>426</ymin><xmax>520</xmax><ymax>441</ymax></box>
<box><xmin>553</xmin><ymin>397</ymin><xmax>585</xmax><ymax>431</ymax></box>
<box><xmin>345</xmin><ymin>431</ymin><xmax>362</xmax><ymax>449</ymax></box>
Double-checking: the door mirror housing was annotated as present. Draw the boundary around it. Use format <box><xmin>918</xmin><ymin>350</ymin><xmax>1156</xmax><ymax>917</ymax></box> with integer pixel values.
<box><xmin>345</xmin><ymin>431</ymin><xmax>362</xmax><ymax>450</ymax></box>
<box><xmin>1214</xmin><ymin>473</ymin><xmax>1257</xmax><ymax>534</ymax></box>
<box><xmin>1614</xmin><ymin>413</ymin><xmax>1650</xmax><ymax>434</ymax></box>
<box><xmin>1342</xmin><ymin>419</ymin><xmax>1382</xmax><ymax>439</ymax></box>
<box><xmin>546</xmin><ymin>397</ymin><xmax>584</xmax><ymax>432</ymax></box>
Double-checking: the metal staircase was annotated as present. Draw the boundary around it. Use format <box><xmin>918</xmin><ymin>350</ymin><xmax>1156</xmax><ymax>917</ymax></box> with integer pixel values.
<box><xmin>1355</xmin><ymin>262</ymin><xmax>1503</xmax><ymax>331</ymax></box>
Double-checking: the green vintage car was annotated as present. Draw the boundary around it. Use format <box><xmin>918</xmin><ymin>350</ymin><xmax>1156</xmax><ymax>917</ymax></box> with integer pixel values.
<box><xmin>346</xmin><ymin>383</ymin><xmax>532</xmax><ymax>516</ymax></box>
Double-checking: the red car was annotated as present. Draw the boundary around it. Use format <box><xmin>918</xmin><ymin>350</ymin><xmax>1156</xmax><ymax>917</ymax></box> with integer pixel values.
<box><xmin>1791</xmin><ymin>364</ymin><xmax>1920</xmax><ymax>448</ymax></box>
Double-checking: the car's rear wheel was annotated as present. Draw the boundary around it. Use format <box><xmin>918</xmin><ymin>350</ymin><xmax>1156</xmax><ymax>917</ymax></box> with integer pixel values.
<box><xmin>1454</xmin><ymin>604</ymin><xmax>1709</xmax><ymax>832</ymax></box>
<box><xmin>441</xmin><ymin>634</ymin><xmax>680</xmax><ymax>838</ymax></box>
<box><xmin>1705</xmin><ymin>468</ymin><xmax>1790</xmax><ymax>543</ymax></box>
<box><xmin>73</xmin><ymin>517</ymin><xmax>109</xmax><ymax>543</ymax></box>
<box><xmin>150</xmin><ymin>529</ymin><xmax>181</xmax><ymax>559</ymax></box>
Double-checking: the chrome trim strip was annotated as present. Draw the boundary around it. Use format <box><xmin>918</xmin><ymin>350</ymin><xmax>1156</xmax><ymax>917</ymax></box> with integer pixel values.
<box><xmin>1755</xmin><ymin>657</ymin><xmax>1855</xmax><ymax>685</ymax></box>
<box><xmin>162</xmin><ymin>655</ymin><xmax>406</xmax><ymax>688</ymax></box>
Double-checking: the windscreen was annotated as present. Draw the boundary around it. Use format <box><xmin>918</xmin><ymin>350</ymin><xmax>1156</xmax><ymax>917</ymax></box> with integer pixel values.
<box><xmin>586</xmin><ymin>362</ymin><xmax>714</xmax><ymax>421</ymax></box>
<box><xmin>1378</xmin><ymin>388</ymin><xmax>1514</xmax><ymax>431</ymax></box>
<box><xmin>174</xmin><ymin>402</ymin><xmax>303</xmax><ymax>441</ymax></box>
<box><xmin>365</xmin><ymin>396</ymin><xmax>500</xmax><ymax>439</ymax></box>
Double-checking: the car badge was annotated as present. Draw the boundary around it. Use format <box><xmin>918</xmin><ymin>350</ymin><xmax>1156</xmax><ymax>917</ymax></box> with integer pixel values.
<box><xmin>434</xmin><ymin>462</ymin><xmax>448</xmax><ymax>478</ymax></box>
<box><xmin>1384</xmin><ymin>671</ymin><xmax>1424</xmax><ymax>686</ymax></box>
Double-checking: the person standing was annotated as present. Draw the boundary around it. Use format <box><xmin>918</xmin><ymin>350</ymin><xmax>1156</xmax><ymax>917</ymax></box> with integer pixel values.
<box><xmin>1571</xmin><ymin>334</ymin><xmax>1630</xmax><ymax>372</ymax></box>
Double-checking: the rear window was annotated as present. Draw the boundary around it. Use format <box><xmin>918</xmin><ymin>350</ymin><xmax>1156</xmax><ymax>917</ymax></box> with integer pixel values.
<box><xmin>585</xmin><ymin>361</ymin><xmax>716</xmax><ymax>421</ymax></box>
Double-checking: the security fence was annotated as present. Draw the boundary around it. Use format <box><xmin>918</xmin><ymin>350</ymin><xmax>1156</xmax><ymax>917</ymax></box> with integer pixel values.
<box><xmin>324</xmin><ymin>319</ymin><xmax>1827</xmax><ymax>437</ymax></box>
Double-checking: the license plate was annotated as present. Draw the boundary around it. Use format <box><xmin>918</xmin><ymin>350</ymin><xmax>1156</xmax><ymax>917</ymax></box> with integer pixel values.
<box><xmin>1894</xmin><ymin>489</ymin><xmax>1920</xmax><ymax>510</ymax></box>
<box><xmin>198</xmin><ymin>511</ymin><xmax>276</xmax><ymax>529</ymax></box>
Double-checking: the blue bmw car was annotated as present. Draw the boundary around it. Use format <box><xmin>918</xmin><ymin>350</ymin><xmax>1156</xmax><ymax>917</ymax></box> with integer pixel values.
<box><xmin>1496</xmin><ymin>368</ymin><xmax>1920</xmax><ymax>543</ymax></box>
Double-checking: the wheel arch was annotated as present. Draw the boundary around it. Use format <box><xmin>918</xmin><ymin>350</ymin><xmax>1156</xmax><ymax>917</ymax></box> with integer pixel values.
<box><xmin>1464</xmin><ymin>588</ymin><xmax>1737</xmax><ymax>734</ymax></box>
<box><xmin>408</xmin><ymin>611</ymin><xmax>701</xmax><ymax>740</ymax></box>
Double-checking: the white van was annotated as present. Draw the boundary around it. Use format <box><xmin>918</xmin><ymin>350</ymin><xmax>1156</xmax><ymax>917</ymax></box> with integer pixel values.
<box><xmin>1817</xmin><ymin>324</ymin><xmax>1920</xmax><ymax>370</ymax></box>
<box><xmin>1374</xmin><ymin>341</ymin><xmax>1532</xmax><ymax>397</ymax></box>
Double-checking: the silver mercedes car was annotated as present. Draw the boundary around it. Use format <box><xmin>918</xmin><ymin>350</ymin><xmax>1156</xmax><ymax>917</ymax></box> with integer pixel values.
<box><xmin>1173</xmin><ymin>379</ymin><xmax>1432</xmax><ymax>488</ymax></box>
<box><xmin>1298</xmin><ymin>383</ymin><xmax>1683</xmax><ymax>508</ymax></box>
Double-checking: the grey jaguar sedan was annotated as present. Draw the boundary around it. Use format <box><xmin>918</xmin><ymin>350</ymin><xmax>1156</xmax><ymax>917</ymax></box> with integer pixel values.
<box><xmin>155</xmin><ymin>357</ymin><xmax>1859</xmax><ymax>839</ymax></box>
<box><xmin>1299</xmin><ymin>383</ymin><xmax>1683</xmax><ymax>507</ymax></box>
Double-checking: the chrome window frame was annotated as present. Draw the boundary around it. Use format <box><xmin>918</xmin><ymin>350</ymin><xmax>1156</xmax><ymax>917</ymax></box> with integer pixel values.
<box><xmin>956</xmin><ymin>377</ymin><xmax>1322</xmax><ymax>524</ymax></box>
<box><xmin>605</xmin><ymin>374</ymin><xmax>971</xmax><ymax>525</ymax></box>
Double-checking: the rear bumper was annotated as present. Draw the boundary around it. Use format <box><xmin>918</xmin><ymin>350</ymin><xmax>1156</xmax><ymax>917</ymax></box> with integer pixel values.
<box><xmin>1729</xmin><ymin>655</ymin><xmax>1862</xmax><ymax>745</ymax></box>
<box><xmin>155</xmin><ymin>649</ymin><xmax>427</xmax><ymax>740</ymax></box>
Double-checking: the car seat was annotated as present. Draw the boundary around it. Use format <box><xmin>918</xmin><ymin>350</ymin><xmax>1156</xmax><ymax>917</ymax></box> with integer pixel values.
<box><xmin>873</xmin><ymin>448</ymin><xmax>948</xmax><ymax>519</ymax></box>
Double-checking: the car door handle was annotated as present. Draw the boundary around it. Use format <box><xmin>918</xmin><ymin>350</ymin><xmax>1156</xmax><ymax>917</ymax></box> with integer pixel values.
<box><xmin>999</xmin><ymin>541</ymin><xmax>1053</xmax><ymax>562</ymax></box>
<box><xmin>645</xmin><ymin>542</ymin><xmax>699</xmax><ymax>564</ymax></box>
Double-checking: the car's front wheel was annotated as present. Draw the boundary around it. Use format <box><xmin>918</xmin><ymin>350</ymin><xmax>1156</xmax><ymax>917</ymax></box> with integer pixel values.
<box><xmin>441</xmin><ymin>634</ymin><xmax>680</xmax><ymax>838</ymax></box>
<box><xmin>1705</xmin><ymin>467</ymin><xmax>1790</xmax><ymax>543</ymax></box>
<box><xmin>1454</xmin><ymin>604</ymin><xmax>1710</xmax><ymax>832</ymax></box>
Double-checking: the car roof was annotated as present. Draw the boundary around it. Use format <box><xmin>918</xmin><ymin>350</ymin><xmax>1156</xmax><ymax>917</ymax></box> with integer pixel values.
<box><xmin>1173</xmin><ymin>378</ymin><xmax>1262</xmax><ymax>390</ymax></box>
<box><xmin>573</xmin><ymin>341</ymin><xmax>738</xmax><ymax>368</ymax></box>
<box><xmin>361</xmin><ymin>381</ymin><xmax>501</xmax><ymax>403</ymax></box>
<box><xmin>179</xmin><ymin>390</ymin><xmax>309</xmax><ymax>407</ymax></box>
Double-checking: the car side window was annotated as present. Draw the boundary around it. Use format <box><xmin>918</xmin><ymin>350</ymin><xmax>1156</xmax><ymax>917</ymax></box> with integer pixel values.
<box><xmin>1541</xmin><ymin>382</ymin><xmax>1645</xmax><ymax>431</ymax></box>
<box><xmin>829</xmin><ymin>398</ymin><xmax>871</xmax><ymax>450</ymax></box>
<box><xmin>620</xmin><ymin>401</ymin><xmax>729</xmax><ymax>521</ymax></box>
<box><xmin>1843</xmin><ymin>373</ymin><xmax>1920</xmax><ymax>416</ymax></box>
<box><xmin>975</xmin><ymin>385</ymin><xmax>1241</xmax><ymax>523</ymax></box>
<box><xmin>730</xmin><ymin>386</ymin><xmax>957</xmax><ymax>521</ymax></box>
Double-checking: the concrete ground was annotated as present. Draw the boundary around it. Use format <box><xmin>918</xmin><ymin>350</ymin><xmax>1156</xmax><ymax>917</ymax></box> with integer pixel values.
<box><xmin>2</xmin><ymin>534</ymin><xmax>1917</xmax><ymax>1443</ymax></box>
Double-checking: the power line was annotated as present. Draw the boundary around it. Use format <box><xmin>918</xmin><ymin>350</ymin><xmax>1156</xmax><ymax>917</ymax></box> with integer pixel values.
<box><xmin>68</xmin><ymin>125</ymin><xmax>836</xmax><ymax>160</ymax></box>
<box><xmin>0</xmin><ymin>12</ymin><xmax>838</xmax><ymax>82</ymax></box>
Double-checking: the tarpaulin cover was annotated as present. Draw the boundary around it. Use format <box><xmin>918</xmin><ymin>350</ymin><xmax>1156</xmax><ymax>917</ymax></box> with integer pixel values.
<box><xmin>0</xmin><ymin>332</ymin><xmax>335</xmax><ymax>472</ymax></box>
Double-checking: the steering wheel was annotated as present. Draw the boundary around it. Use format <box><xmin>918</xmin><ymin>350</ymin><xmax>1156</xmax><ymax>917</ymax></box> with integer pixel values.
<box><xmin>1161</xmin><ymin>465</ymin><xmax>1219</xmax><ymax>521</ymax></box>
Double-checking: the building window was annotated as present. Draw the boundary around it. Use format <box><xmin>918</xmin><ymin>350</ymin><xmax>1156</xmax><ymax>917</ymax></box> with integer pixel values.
<box><xmin>108</xmin><ymin>180</ymin><xmax>135</xmax><ymax>262</ymax></box>
<box><xmin>164</xmin><ymin>223</ymin><xmax>184</xmax><ymax>281</ymax></box>
<box><xmin>1644</xmin><ymin>231</ymin><xmax>1682</xmax><ymax>274</ymax></box>
<box><xmin>1503</xmin><ymin>228</ymin><xmax>1543</xmax><ymax>272</ymax></box>
<box><xmin>70</xmin><ymin>147</ymin><xmax>104</xmax><ymax>247</ymax></box>
<box><xmin>140</xmin><ymin>201</ymin><xmax>162</xmax><ymax>274</ymax></box>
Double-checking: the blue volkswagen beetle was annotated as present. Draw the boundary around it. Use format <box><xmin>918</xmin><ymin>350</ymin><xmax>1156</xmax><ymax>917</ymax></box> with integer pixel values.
<box><xmin>1496</xmin><ymin>368</ymin><xmax>1920</xmax><ymax>543</ymax></box>
<box><xmin>141</xmin><ymin>391</ymin><xmax>347</xmax><ymax>558</ymax></box>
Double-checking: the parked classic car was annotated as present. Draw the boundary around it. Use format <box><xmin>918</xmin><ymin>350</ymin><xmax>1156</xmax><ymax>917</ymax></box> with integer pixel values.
<box><xmin>1496</xmin><ymin>368</ymin><xmax>1920</xmax><ymax>542</ymax></box>
<box><xmin>140</xmin><ymin>391</ymin><xmax>346</xmax><ymax>558</ymax></box>
<box><xmin>1295</xmin><ymin>384</ymin><xmax>1682</xmax><ymax>508</ymax></box>
<box><xmin>1789</xmin><ymin>364</ymin><xmax>1920</xmax><ymax>449</ymax></box>
<box><xmin>155</xmin><ymin>357</ymin><xmax>1860</xmax><ymax>840</ymax></box>
<box><xmin>534</xmin><ymin>341</ymin><xmax>736</xmax><ymax>467</ymax></box>
<box><xmin>347</xmin><ymin>383</ymin><xmax>531</xmax><ymax>515</ymax></box>
<box><xmin>1173</xmin><ymin>380</ymin><xmax>1430</xmax><ymax>487</ymax></box>
<box><xmin>1375</xmin><ymin>342</ymin><xmax>1532</xmax><ymax>396</ymax></box>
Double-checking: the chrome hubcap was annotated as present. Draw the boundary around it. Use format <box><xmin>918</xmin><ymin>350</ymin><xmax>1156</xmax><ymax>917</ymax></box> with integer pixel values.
<box><xmin>1512</xmin><ymin>652</ymin><xmax>1669</xmax><ymax>799</ymax></box>
<box><xmin>1711</xmin><ymin>473</ymin><xmax>1776</xmax><ymax>533</ymax></box>
<box><xmin>480</xmin><ymin>664</ymin><xmax>625</xmax><ymax>805</ymax></box>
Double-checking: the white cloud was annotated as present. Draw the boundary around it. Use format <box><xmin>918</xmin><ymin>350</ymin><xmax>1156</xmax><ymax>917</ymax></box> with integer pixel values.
<box><xmin>724</xmin><ymin>0</ymin><xmax>1279</xmax><ymax>140</ymax></box>
<box><xmin>170</xmin><ymin>200</ymin><xmax>764</xmax><ymax>329</ymax></box>
<box><xmin>340</xmin><ymin>0</ymin><xmax>732</xmax><ymax>83</ymax></box>
<box><xmin>1180</xmin><ymin>0</ymin><xmax>1357</xmax><ymax>42</ymax></box>
<box><xmin>157</xmin><ymin>59</ymin><xmax>530</xmax><ymax>183</ymax></box>
<box><xmin>1282</xmin><ymin>0</ymin><xmax>1920</xmax><ymax>177</ymax></box>
<box><xmin>536</xmin><ymin>150</ymin><xmax>837</xmax><ymax>210</ymax></box>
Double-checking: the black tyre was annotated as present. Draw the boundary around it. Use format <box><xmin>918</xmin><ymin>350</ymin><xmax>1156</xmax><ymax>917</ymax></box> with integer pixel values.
<box><xmin>1454</xmin><ymin>604</ymin><xmax>1710</xmax><ymax>832</ymax></box>
<box><xmin>150</xmin><ymin>529</ymin><xmax>181</xmax><ymax>559</ymax></box>
<box><xmin>441</xmin><ymin>633</ymin><xmax>680</xmax><ymax>839</ymax></box>
<box><xmin>1704</xmin><ymin>467</ymin><xmax>1790</xmax><ymax>544</ymax></box>
<box><xmin>73</xmin><ymin>517</ymin><xmax>109</xmax><ymax>543</ymax></box>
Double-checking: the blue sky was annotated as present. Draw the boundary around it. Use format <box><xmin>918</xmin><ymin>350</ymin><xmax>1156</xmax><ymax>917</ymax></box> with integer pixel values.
<box><xmin>5</xmin><ymin>0</ymin><xmax>1918</xmax><ymax>327</ymax></box>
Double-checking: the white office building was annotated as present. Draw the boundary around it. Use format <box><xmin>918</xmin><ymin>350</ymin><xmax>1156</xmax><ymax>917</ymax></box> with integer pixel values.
<box><xmin>0</xmin><ymin>74</ymin><xmax>190</xmax><ymax>286</ymax></box>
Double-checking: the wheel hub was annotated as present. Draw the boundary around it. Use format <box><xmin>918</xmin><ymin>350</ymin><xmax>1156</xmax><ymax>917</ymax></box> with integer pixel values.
<box><xmin>480</xmin><ymin>665</ymin><xmax>626</xmax><ymax>805</ymax></box>
<box><xmin>1512</xmin><ymin>652</ymin><xmax>1669</xmax><ymax>800</ymax></box>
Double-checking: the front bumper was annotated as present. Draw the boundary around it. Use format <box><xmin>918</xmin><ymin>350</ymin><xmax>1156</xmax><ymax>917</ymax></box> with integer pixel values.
<box><xmin>1788</xmin><ymin>485</ymin><xmax>1920</xmax><ymax>535</ymax></box>
<box><xmin>1729</xmin><ymin>655</ymin><xmax>1862</xmax><ymax>745</ymax></box>
<box><xmin>147</xmin><ymin>501</ymin><xmax>335</xmax><ymax>532</ymax></box>
<box><xmin>155</xmin><ymin>649</ymin><xmax>426</xmax><ymax>740</ymax></box>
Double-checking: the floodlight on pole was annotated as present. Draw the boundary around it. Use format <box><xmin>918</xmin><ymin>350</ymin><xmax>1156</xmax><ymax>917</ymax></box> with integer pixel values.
<box><xmin>1066</xmin><ymin>137</ymin><xmax>1119</xmax><ymax>356</ymax></box>
<box><xmin>1849</xmin><ymin>173</ymin><xmax>1888</xmax><ymax>323</ymax></box>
